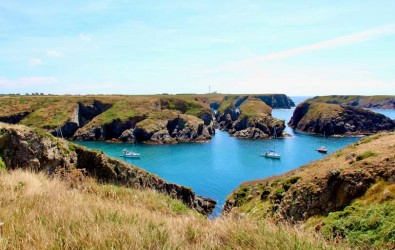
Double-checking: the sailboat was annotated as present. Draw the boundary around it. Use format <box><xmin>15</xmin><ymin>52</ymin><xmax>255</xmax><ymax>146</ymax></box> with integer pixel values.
<box><xmin>260</xmin><ymin>127</ymin><xmax>281</xmax><ymax>159</ymax></box>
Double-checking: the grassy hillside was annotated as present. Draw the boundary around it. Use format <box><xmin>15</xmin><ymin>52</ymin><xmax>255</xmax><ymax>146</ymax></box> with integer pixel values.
<box><xmin>307</xmin><ymin>95</ymin><xmax>395</xmax><ymax>109</ymax></box>
<box><xmin>0</xmin><ymin>170</ymin><xmax>340</xmax><ymax>249</ymax></box>
<box><xmin>225</xmin><ymin>131</ymin><xmax>395</xmax><ymax>249</ymax></box>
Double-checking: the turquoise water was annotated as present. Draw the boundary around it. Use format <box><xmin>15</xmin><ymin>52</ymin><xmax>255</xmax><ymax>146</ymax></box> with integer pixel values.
<box><xmin>76</xmin><ymin>99</ymin><xmax>395</xmax><ymax>215</ymax></box>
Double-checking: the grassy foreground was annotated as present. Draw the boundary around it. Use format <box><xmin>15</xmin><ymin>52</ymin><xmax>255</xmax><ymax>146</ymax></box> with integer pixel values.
<box><xmin>0</xmin><ymin>170</ymin><xmax>342</xmax><ymax>250</ymax></box>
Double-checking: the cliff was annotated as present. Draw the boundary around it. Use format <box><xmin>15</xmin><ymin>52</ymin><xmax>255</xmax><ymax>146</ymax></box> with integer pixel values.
<box><xmin>223</xmin><ymin>131</ymin><xmax>395</xmax><ymax>245</ymax></box>
<box><xmin>0</xmin><ymin>122</ymin><xmax>216</xmax><ymax>215</ymax></box>
<box><xmin>0</xmin><ymin>95</ymin><xmax>214</xmax><ymax>144</ymax></box>
<box><xmin>288</xmin><ymin>102</ymin><xmax>395</xmax><ymax>136</ymax></box>
<box><xmin>307</xmin><ymin>95</ymin><xmax>395</xmax><ymax>109</ymax></box>
<box><xmin>0</xmin><ymin>94</ymin><xmax>293</xmax><ymax>143</ymax></box>
<box><xmin>217</xmin><ymin>97</ymin><xmax>286</xmax><ymax>138</ymax></box>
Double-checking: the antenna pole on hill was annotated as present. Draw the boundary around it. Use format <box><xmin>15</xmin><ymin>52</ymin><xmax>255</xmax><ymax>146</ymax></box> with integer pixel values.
<box><xmin>209</xmin><ymin>85</ymin><xmax>211</xmax><ymax>94</ymax></box>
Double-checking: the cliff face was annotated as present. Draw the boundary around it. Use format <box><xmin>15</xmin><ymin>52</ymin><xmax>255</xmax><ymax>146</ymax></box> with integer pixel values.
<box><xmin>223</xmin><ymin>131</ymin><xmax>395</xmax><ymax>223</ymax></box>
<box><xmin>0</xmin><ymin>123</ymin><xmax>216</xmax><ymax>215</ymax></box>
<box><xmin>288</xmin><ymin>102</ymin><xmax>395</xmax><ymax>136</ymax></box>
<box><xmin>307</xmin><ymin>95</ymin><xmax>395</xmax><ymax>109</ymax></box>
<box><xmin>217</xmin><ymin>97</ymin><xmax>286</xmax><ymax>139</ymax></box>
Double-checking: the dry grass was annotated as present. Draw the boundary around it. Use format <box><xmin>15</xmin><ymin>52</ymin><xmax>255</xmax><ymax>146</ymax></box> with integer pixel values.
<box><xmin>0</xmin><ymin>170</ymin><xmax>338</xmax><ymax>249</ymax></box>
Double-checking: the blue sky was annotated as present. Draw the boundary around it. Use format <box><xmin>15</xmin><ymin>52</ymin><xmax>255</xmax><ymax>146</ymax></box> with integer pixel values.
<box><xmin>1</xmin><ymin>0</ymin><xmax>395</xmax><ymax>95</ymax></box>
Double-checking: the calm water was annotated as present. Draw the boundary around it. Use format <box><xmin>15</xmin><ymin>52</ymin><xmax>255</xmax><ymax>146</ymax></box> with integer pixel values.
<box><xmin>76</xmin><ymin>97</ymin><xmax>395</xmax><ymax>215</ymax></box>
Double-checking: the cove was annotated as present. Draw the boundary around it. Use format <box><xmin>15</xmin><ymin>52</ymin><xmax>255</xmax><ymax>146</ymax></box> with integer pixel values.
<box><xmin>76</xmin><ymin>107</ymin><xmax>364</xmax><ymax>216</ymax></box>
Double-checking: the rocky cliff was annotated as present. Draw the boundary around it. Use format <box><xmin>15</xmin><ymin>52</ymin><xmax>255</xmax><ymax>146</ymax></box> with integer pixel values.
<box><xmin>223</xmin><ymin>131</ymin><xmax>395</xmax><ymax>223</ymax></box>
<box><xmin>288</xmin><ymin>102</ymin><xmax>395</xmax><ymax>136</ymax></box>
<box><xmin>0</xmin><ymin>122</ymin><xmax>216</xmax><ymax>215</ymax></box>
<box><xmin>0</xmin><ymin>94</ymin><xmax>294</xmax><ymax>143</ymax></box>
<box><xmin>307</xmin><ymin>95</ymin><xmax>395</xmax><ymax>109</ymax></box>
<box><xmin>217</xmin><ymin>97</ymin><xmax>286</xmax><ymax>138</ymax></box>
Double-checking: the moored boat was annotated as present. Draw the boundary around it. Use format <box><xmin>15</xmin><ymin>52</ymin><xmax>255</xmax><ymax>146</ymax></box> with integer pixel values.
<box><xmin>121</xmin><ymin>149</ymin><xmax>141</xmax><ymax>158</ymax></box>
<box><xmin>316</xmin><ymin>146</ymin><xmax>328</xmax><ymax>153</ymax></box>
<box><xmin>260</xmin><ymin>150</ymin><xmax>281</xmax><ymax>159</ymax></box>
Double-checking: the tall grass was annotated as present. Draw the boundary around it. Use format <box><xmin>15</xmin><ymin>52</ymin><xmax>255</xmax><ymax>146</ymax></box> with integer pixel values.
<box><xmin>0</xmin><ymin>170</ymin><xmax>339</xmax><ymax>249</ymax></box>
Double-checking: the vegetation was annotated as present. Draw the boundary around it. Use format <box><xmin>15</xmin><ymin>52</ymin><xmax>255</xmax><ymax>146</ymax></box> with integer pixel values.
<box><xmin>238</xmin><ymin>98</ymin><xmax>272</xmax><ymax>118</ymax></box>
<box><xmin>299</xmin><ymin>103</ymin><xmax>344</xmax><ymax>124</ymax></box>
<box><xmin>0</xmin><ymin>155</ymin><xmax>6</xmax><ymax>171</ymax></box>
<box><xmin>321</xmin><ymin>181</ymin><xmax>395</xmax><ymax>248</ymax></box>
<box><xmin>0</xmin><ymin>170</ymin><xmax>337</xmax><ymax>249</ymax></box>
<box><xmin>306</xmin><ymin>95</ymin><xmax>395</xmax><ymax>108</ymax></box>
<box><xmin>355</xmin><ymin>151</ymin><xmax>378</xmax><ymax>161</ymax></box>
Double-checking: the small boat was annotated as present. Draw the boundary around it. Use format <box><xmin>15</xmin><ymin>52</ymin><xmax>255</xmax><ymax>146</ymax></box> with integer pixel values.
<box><xmin>121</xmin><ymin>149</ymin><xmax>141</xmax><ymax>158</ymax></box>
<box><xmin>261</xmin><ymin>127</ymin><xmax>281</xmax><ymax>159</ymax></box>
<box><xmin>261</xmin><ymin>150</ymin><xmax>281</xmax><ymax>159</ymax></box>
<box><xmin>316</xmin><ymin>146</ymin><xmax>328</xmax><ymax>153</ymax></box>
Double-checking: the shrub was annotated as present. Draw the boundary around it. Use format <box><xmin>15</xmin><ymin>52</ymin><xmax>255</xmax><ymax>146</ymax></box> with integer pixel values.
<box><xmin>356</xmin><ymin>151</ymin><xmax>378</xmax><ymax>161</ymax></box>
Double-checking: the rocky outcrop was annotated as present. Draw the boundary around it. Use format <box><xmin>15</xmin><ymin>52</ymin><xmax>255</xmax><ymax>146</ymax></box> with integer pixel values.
<box><xmin>289</xmin><ymin>102</ymin><xmax>395</xmax><ymax>136</ymax></box>
<box><xmin>223</xmin><ymin>131</ymin><xmax>395</xmax><ymax>222</ymax></box>
<box><xmin>50</xmin><ymin>100</ymin><xmax>112</xmax><ymax>139</ymax></box>
<box><xmin>0</xmin><ymin>122</ymin><xmax>216</xmax><ymax>215</ymax></box>
<box><xmin>217</xmin><ymin>98</ymin><xmax>286</xmax><ymax>139</ymax></box>
<box><xmin>0</xmin><ymin>112</ymin><xmax>31</xmax><ymax>124</ymax></box>
<box><xmin>252</xmin><ymin>94</ymin><xmax>295</xmax><ymax>109</ymax></box>
<box><xmin>134</xmin><ymin>112</ymin><xmax>215</xmax><ymax>144</ymax></box>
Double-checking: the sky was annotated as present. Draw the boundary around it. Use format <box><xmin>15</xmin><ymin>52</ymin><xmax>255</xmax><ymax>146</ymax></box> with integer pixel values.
<box><xmin>1</xmin><ymin>0</ymin><xmax>395</xmax><ymax>96</ymax></box>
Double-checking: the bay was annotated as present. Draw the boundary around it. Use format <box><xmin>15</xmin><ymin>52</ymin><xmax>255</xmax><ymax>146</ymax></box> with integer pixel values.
<box><xmin>76</xmin><ymin>97</ymin><xmax>395</xmax><ymax>215</ymax></box>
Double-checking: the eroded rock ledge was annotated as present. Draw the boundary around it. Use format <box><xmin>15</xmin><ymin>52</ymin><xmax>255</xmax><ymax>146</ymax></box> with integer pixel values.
<box><xmin>0</xmin><ymin>123</ymin><xmax>216</xmax><ymax>215</ymax></box>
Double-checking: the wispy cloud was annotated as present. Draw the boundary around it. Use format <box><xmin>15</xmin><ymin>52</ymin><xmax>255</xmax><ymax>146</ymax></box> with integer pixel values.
<box><xmin>241</xmin><ymin>24</ymin><xmax>395</xmax><ymax>63</ymax></box>
<box><xmin>29</xmin><ymin>58</ymin><xmax>42</xmax><ymax>66</ymax></box>
<box><xmin>47</xmin><ymin>49</ymin><xmax>62</xmax><ymax>57</ymax></box>
<box><xmin>79</xmin><ymin>33</ymin><xmax>91</xmax><ymax>42</ymax></box>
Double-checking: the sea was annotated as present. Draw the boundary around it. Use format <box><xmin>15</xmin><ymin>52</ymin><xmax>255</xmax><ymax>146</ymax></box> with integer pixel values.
<box><xmin>76</xmin><ymin>96</ymin><xmax>395</xmax><ymax>215</ymax></box>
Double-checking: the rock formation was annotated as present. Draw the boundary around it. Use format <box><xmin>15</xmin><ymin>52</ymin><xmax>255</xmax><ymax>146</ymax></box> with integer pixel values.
<box><xmin>217</xmin><ymin>97</ymin><xmax>286</xmax><ymax>138</ymax></box>
<box><xmin>289</xmin><ymin>102</ymin><xmax>395</xmax><ymax>136</ymax></box>
<box><xmin>0</xmin><ymin>122</ymin><xmax>216</xmax><ymax>215</ymax></box>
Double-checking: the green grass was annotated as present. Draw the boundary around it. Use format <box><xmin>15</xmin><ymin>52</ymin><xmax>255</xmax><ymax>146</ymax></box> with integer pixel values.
<box><xmin>356</xmin><ymin>151</ymin><xmax>378</xmax><ymax>161</ymax></box>
<box><xmin>239</xmin><ymin>98</ymin><xmax>272</xmax><ymax>118</ymax></box>
<box><xmin>0</xmin><ymin>155</ymin><xmax>6</xmax><ymax>171</ymax></box>
<box><xmin>321</xmin><ymin>182</ymin><xmax>395</xmax><ymax>248</ymax></box>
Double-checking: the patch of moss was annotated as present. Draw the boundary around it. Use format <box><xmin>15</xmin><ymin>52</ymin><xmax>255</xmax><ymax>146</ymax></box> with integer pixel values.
<box><xmin>356</xmin><ymin>151</ymin><xmax>378</xmax><ymax>161</ymax></box>
<box><xmin>0</xmin><ymin>155</ymin><xmax>6</xmax><ymax>171</ymax></box>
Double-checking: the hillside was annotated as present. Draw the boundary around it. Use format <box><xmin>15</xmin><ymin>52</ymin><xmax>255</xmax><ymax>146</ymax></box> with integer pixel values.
<box><xmin>307</xmin><ymin>95</ymin><xmax>395</xmax><ymax>109</ymax></box>
<box><xmin>288</xmin><ymin>102</ymin><xmax>395</xmax><ymax>136</ymax></box>
<box><xmin>0</xmin><ymin>94</ymin><xmax>294</xmax><ymax>143</ymax></box>
<box><xmin>0</xmin><ymin>123</ymin><xmax>215</xmax><ymax>215</ymax></box>
<box><xmin>224</xmin><ymin>131</ymin><xmax>395</xmax><ymax>248</ymax></box>
<box><xmin>0</xmin><ymin>170</ymin><xmax>344</xmax><ymax>249</ymax></box>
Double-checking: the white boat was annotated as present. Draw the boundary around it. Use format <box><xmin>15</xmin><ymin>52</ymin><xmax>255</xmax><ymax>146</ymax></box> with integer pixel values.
<box><xmin>261</xmin><ymin>150</ymin><xmax>281</xmax><ymax>159</ymax></box>
<box><xmin>260</xmin><ymin>127</ymin><xmax>281</xmax><ymax>159</ymax></box>
<box><xmin>121</xmin><ymin>149</ymin><xmax>141</xmax><ymax>158</ymax></box>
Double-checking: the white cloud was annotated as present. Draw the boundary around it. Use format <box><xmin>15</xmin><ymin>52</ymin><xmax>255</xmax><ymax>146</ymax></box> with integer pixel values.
<box><xmin>47</xmin><ymin>49</ymin><xmax>62</xmax><ymax>57</ymax></box>
<box><xmin>29</xmin><ymin>58</ymin><xmax>42</xmax><ymax>66</ymax></box>
<box><xmin>79</xmin><ymin>33</ymin><xmax>91</xmax><ymax>42</ymax></box>
<box><xmin>247</xmin><ymin>24</ymin><xmax>395</xmax><ymax>63</ymax></box>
